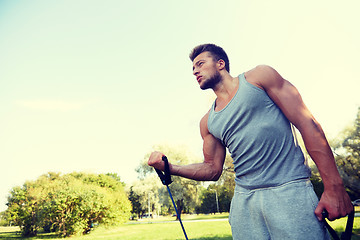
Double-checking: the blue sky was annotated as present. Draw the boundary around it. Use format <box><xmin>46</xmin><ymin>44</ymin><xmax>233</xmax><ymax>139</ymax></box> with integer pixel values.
<box><xmin>1</xmin><ymin>0</ymin><xmax>359</xmax><ymax>211</ymax></box>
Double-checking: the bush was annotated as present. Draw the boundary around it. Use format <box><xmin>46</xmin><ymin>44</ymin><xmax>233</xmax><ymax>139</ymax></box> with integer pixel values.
<box><xmin>0</xmin><ymin>211</ymin><xmax>11</xmax><ymax>226</ymax></box>
<box><xmin>6</xmin><ymin>172</ymin><xmax>131</xmax><ymax>237</ymax></box>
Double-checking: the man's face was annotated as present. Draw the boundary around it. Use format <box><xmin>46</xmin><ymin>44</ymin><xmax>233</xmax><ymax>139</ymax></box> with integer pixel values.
<box><xmin>192</xmin><ymin>52</ymin><xmax>221</xmax><ymax>90</ymax></box>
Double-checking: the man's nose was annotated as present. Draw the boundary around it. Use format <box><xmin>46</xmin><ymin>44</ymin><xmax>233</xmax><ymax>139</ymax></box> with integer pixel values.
<box><xmin>193</xmin><ymin>68</ymin><xmax>199</xmax><ymax>76</ymax></box>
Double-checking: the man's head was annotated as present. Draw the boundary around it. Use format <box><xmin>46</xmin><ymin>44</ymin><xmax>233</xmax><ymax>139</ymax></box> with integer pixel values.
<box><xmin>189</xmin><ymin>44</ymin><xmax>230</xmax><ymax>72</ymax></box>
<box><xmin>190</xmin><ymin>44</ymin><xmax>229</xmax><ymax>90</ymax></box>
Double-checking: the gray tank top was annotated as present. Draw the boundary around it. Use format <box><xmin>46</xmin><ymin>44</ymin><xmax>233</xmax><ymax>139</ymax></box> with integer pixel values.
<box><xmin>208</xmin><ymin>73</ymin><xmax>311</xmax><ymax>189</ymax></box>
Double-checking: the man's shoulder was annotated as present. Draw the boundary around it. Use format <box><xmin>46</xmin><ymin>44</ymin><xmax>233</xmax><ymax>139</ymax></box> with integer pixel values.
<box><xmin>200</xmin><ymin>110</ymin><xmax>211</xmax><ymax>126</ymax></box>
<box><xmin>245</xmin><ymin>65</ymin><xmax>277</xmax><ymax>78</ymax></box>
<box><xmin>245</xmin><ymin>65</ymin><xmax>283</xmax><ymax>89</ymax></box>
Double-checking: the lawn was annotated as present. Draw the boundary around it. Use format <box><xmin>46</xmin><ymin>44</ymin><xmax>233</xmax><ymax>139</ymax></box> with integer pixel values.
<box><xmin>0</xmin><ymin>213</ymin><xmax>358</xmax><ymax>240</ymax></box>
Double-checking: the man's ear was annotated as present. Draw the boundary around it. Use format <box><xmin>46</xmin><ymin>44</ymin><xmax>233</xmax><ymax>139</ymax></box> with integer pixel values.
<box><xmin>217</xmin><ymin>59</ymin><xmax>226</xmax><ymax>71</ymax></box>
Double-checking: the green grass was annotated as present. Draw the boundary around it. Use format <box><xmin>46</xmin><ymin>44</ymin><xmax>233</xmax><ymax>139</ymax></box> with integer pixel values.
<box><xmin>326</xmin><ymin>215</ymin><xmax>360</xmax><ymax>240</ymax></box>
<box><xmin>0</xmin><ymin>214</ymin><xmax>358</xmax><ymax>240</ymax></box>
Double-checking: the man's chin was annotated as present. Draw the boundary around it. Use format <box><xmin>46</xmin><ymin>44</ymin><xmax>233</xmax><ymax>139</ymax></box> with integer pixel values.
<box><xmin>200</xmin><ymin>81</ymin><xmax>216</xmax><ymax>90</ymax></box>
<box><xmin>199</xmin><ymin>73</ymin><xmax>221</xmax><ymax>90</ymax></box>
<box><xmin>199</xmin><ymin>84</ymin><xmax>210</xmax><ymax>90</ymax></box>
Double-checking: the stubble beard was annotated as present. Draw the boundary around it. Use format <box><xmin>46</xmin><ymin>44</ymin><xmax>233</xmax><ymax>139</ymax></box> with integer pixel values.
<box><xmin>200</xmin><ymin>71</ymin><xmax>222</xmax><ymax>90</ymax></box>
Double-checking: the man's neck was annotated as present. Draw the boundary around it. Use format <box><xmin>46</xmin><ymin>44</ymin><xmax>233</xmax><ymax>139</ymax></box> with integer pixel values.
<box><xmin>211</xmin><ymin>73</ymin><xmax>238</xmax><ymax>111</ymax></box>
<box><xmin>213</xmin><ymin>73</ymin><xmax>237</xmax><ymax>100</ymax></box>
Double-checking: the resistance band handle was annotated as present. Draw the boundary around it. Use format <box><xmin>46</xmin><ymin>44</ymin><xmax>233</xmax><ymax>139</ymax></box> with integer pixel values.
<box><xmin>154</xmin><ymin>156</ymin><xmax>172</xmax><ymax>186</ymax></box>
<box><xmin>322</xmin><ymin>208</ymin><xmax>355</xmax><ymax>240</ymax></box>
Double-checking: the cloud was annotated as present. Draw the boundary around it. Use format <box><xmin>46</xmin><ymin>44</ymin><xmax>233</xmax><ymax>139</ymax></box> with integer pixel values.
<box><xmin>15</xmin><ymin>99</ymin><xmax>92</xmax><ymax>111</ymax></box>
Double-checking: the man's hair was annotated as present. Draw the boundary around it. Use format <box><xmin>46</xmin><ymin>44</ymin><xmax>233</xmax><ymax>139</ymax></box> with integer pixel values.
<box><xmin>189</xmin><ymin>44</ymin><xmax>230</xmax><ymax>72</ymax></box>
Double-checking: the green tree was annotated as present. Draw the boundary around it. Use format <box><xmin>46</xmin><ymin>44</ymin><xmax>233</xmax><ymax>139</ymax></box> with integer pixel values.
<box><xmin>332</xmin><ymin>107</ymin><xmax>360</xmax><ymax>199</ymax></box>
<box><xmin>199</xmin><ymin>185</ymin><xmax>219</xmax><ymax>214</ymax></box>
<box><xmin>167</xmin><ymin>176</ymin><xmax>201</xmax><ymax>218</ymax></box>
<box><xmin>6</xmin><ymin>185</ymin><xmax>41</xmax><ymax>236</ymax></box>
<box><xmin>128</xmin><ymin>186</ymin><xmax>142</xmax><ymax>219</ymax></box>
<box><xmin>6</xmin><ymin>172</ymin><xmax>131</xmax><ymax>237</ymax></box>
<box><xmin>0</xmin><ymin>211</ymin><xmax>10</xmax><ymax>226</ymax></box>
<box><xmin>130</xmin><ymin>175</ymin><xmax>162</xmax><ymax>218</ymax></box>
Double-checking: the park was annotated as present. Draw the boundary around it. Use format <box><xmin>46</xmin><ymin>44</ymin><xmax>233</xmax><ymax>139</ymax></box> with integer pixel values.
<box><xmin>1</xmin><ymin>1</ymin><xmax>360</xmax><ymax>239</ymax></box>
<box><xmin>1</xmin><ymin>108</ymin><xmax>360</xmax><ymax>238</ymax></box>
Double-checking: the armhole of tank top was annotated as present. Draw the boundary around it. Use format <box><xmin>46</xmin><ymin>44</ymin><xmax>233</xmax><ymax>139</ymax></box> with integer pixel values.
<box><xmin>291</xmin><ymin>123</ymin><xmax>309</xmax><ymax>167</ymax></box>
<box><xmin>207</xmin><ymin>103</ymin><xmax>215</xmax><ymax>133</ymax></box>
<box><xmin>241</xmin><ymin>73</ymin><xmax>265</xmax><ymax>93</ymax></box>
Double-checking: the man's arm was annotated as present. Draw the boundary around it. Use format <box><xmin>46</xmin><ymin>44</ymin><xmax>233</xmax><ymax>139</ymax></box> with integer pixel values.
<box><xmin>148</xmin><ymin>112</ymin><xmax>226</xmax><ymax>181</ymax></box>
<box><xmin>247</xmin><ymin>65</ymin><xmax>353</xmax><ymax>221</ymax></box>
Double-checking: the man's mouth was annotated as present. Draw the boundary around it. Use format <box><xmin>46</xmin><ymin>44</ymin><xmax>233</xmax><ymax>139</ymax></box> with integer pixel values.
<box><xmin>197</xmin><ymin>76</ymin><xmax>202</xmax><ymax>82</ymax></box>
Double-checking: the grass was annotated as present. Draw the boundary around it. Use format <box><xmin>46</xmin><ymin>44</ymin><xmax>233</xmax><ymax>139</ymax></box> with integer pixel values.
<box><xmin>0</xmin><ymin>213</ymin><xmax>358</xmax><ymax>240</ymax></box>
<box><xmin>325</xmin><ymin>215</ymin><xmax>360</xmax><ymax>240</ymax></box>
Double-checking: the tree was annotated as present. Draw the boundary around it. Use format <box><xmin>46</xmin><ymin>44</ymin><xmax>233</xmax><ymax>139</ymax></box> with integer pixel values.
<box><xmin>6</xmin><ymin>172</ymin><xmax>131</xmax><ymax>237</ymax></box>
<box><xmin>0</xmin><ymin>211</ymin><xmax>9</xmax><ymax>226</ymax></box>
<box><xmin>332</xmin><ymin>107</ymin><xmax>360</xmax><ymax>199</ymax></box>
<box><xmin>6</xmin><ymin>185</ymin><xmax>42</xmax><ymax>236</ymax></box>
<box><xmin>130</xmin><ymin>175</ymin><xmax>162</xmax><ymax>218</ymax></box>
<box><xmin>198</xmin><ymin>185</ymin><xmax>219</xmax><ymax>214</ymax></box>
<box><xmin>128</xmin><ymin>186</ymin><xmax>142</xmax><ymax>219</ymax></box>
<box><xmin>167</xmin><ymin>176</ymin><xmax>201</xmax><ymax>218</ymax></box>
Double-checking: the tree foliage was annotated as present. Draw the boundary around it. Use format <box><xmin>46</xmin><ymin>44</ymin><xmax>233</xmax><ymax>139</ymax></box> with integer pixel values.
<box><xmin>128</xmin><ymin>186</ymin><xmax>142</xmax><ymax>219</ymax></box>
<box><xmin>6</xmin><ymin>172</ymin><xmax>131</xmax><ymax>237</ymax></box>
<box><xmin>332</xmin><ymin>107</ymin><xmax>360</xmax><ymax>199</ymax></box>
<box><xmin>130</xmin><ymin>175</ymin><xmax>163</xmax><ymax>218</ymax></box>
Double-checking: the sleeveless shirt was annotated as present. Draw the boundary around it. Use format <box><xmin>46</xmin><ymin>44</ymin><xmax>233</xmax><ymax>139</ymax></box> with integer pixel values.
<box><xmin>207</xmin><ymin>73</ymin><xmax>311</xmax><ymax>189</ymax></box>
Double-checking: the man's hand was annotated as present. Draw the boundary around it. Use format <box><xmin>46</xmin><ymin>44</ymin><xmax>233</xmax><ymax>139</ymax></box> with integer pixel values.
<box><xmin>148</xmin><ymin>151</ymin><xmax>166</xmax><ymax>171</ymax></box>
<box><xmin>315</xmin><ymin>186</ymin><xmax>354</xmax><ymax>221</ymax></box>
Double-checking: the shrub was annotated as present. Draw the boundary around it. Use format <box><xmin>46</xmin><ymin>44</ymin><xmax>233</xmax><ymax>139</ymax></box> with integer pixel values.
<box><xmin>6</xmin><ymin>172</ymin><xmax>131</xmax><ymax>237</ymax></box>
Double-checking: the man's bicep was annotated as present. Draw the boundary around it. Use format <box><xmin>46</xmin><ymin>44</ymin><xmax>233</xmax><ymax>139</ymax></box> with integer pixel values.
<box><xmin>202</xmin><ymin>133</ymin><xmax>226</xmax><ymax>180</ymax></box>
<box><xmin>203</xmin><ymin>132</ymin><xmax>225</xmax><ymax>162</ymax></box>
<box><xmin>200</xmin><ymin>113</ymin><xmax>226</xmax><ymax>172</ymax></box>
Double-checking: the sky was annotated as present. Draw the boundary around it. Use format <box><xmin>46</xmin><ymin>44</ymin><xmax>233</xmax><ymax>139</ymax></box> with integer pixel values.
<box><xmin>0</xmin><ymin>0</ymin><xmax>359</xmax><ymax>211</ymax></box>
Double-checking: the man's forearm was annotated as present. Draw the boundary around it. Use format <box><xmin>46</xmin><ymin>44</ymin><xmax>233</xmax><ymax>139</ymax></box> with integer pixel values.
<box><xmin>170</xmin><ymin>162</ymin><xmax>222</xmax><ymax>181</ymax></box>
<box><xmin>308</xmin><ymin>146</ymin><xmax>344</xmax><ymax>190</ymax></box>
<box><xmin>300</xmin><ymin>119</ymin><xmax>344</xmax><ymax>189</ymax></box>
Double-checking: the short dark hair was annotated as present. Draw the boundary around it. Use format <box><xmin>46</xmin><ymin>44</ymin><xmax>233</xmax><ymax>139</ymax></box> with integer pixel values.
<box><xmin>189</xmin><ymin>44</ymin><xmax>230</xmax><ymax>72</ymax></box>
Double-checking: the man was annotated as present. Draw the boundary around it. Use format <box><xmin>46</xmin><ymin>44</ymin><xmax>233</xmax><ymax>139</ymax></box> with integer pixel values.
<box><xmin>148</xmin><ymin>44</ymin><xmax>353</xmax><ymax>239</ymax></box>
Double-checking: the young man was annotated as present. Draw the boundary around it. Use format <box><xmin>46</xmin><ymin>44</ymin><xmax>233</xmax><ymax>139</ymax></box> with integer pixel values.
<box><xmin>148</xmin><ymin>44</ymin><xmax>353</xmax><ymax>239</ymax></box>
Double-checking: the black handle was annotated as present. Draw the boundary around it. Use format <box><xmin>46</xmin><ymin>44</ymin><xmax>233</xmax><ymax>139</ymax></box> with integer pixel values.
<box><xmin>155</xmin><ymin>156</ymin><xmax>172</xmax><ymax>186</ymax></box>
<box><xmin>322</xmin><ymin>208</ymin><xmax>355</xmax><ymax>240</ymax></box>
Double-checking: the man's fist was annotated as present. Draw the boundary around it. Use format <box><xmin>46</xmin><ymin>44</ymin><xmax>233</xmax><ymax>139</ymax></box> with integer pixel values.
<box><xmin>148</xmin><ymin>151</ymin><xmax>165</xmax><ymax>171</ymax></box>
